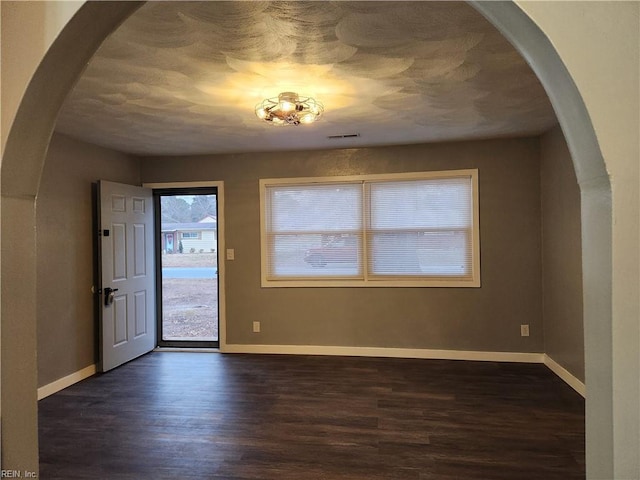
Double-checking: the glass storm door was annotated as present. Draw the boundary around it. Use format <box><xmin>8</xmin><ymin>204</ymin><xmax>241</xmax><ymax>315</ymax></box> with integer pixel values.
<box><xmin>154</xmin><ymin>187</ymin><xmax>219</xmax><ymax>348</ymax></box>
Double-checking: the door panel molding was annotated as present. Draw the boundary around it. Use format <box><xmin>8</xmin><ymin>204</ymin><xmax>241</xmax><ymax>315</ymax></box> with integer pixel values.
<box><xmin>98</xmin><ymin>181</ymin><xmax>156</xmax><ymax>371</ymax></box>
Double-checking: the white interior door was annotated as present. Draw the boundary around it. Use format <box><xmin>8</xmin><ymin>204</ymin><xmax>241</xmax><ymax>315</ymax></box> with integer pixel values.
<box><xmin>98</xmin><ymin>181</ymin><xmax>156</xmax><ymax>372</ymax></box>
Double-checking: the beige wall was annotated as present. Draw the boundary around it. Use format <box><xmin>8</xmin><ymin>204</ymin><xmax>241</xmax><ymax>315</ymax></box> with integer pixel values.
<box><xmin>33</xmin><ymin>130</ymin><xmax>589</xmax><ymax>382</ymax></box>
<box><xmin>0</xmin><ymin>1</ymin><xmax>83</xmax><ymax>154</ymax></box>
<box><xmin>142</xmin><ymin>138</ymin><xmax>544</xmax><ymax>353</ymax></box>
<box><xmin>36</xmin><ymin>134</ymin><xmax>140</xmax><ymax>387</ymax></box>
<box><xmin>541</xmin><ymin>126</ymin><xmax>584</xmax><ymax>381</ymax></box>
<box><xmin>35</xmin><ymin>133</ymin><xmax>587</xmax><ymax>376</ymax></box>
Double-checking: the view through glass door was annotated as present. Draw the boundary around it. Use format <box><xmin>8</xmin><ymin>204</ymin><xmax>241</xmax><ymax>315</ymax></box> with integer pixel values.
<box><xmin>155</xmin><ymin>187</ymin><xmax>219</xmax><ymax>347</ymax></box>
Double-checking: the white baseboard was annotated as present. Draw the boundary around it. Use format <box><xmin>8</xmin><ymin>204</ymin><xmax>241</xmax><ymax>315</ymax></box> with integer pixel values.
<box><xmin>224</xmin><ymin>345</ymin><xmax>585</xmax><ymax>395</ymax></box>
<box><xmin>35</xmin><ymin>350</ymin><xmax>585</xmax><ymax>401</ymax></box>
<box><xmin>543</xmin><ymin>354</ymin><xmax>586</xmax><ymax>397</ymax></box>
<box><xmin>222</xmin><ymin>343</ymin><xmax>545</xmax><ymax>364</ymax></box>
<box><xmin>37</xmin><ymin>364</ymin><xmax>96</xmax><ymax>400</ymax></box>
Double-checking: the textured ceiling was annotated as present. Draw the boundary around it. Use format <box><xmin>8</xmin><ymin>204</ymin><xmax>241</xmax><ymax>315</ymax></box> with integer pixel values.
<box><xmin>54</xmin><ymin>1</ymin><xmax>558</xmax><ymax>156</ymax></box>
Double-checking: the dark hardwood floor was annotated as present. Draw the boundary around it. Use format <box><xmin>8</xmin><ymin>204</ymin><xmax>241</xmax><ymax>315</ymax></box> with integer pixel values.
<box><xmin>39</xmin><ymin>352</ymin><xmax>585</xmax><ymax>479</ymax></box>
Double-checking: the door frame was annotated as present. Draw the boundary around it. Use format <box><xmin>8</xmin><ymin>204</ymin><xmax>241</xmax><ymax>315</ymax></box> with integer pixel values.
<box><xmin>144</xmin><ymin>181</ymin><xmax>227</xmax><ymax>350</ymax></box>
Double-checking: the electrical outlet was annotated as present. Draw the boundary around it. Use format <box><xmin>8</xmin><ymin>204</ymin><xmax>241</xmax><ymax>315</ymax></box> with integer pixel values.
<box><xmin>252</xmin><ymin>321</ymin><xmax>261</xmax><ymax>333</ymax></box>
<box><xmin>226</xmin><ymin>248</ymin><xmax>235</xmax><ymax>260</ymax></box>
<box><xmin>520</xmin><ymin>324</ymin><xmax>530</xmax><ymax>337</ymax></box>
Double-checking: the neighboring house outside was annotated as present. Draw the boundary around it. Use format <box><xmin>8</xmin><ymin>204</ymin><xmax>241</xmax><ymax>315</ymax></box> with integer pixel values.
<box><xmin>161</xmin><ymin>216</ymin><xmax>217</xmax><ymax>254</ymax></box>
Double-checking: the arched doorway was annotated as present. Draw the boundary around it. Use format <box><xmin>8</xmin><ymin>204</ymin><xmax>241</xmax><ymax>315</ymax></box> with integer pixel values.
<box><xmin>0</xmin><ymin>2</ymin><xmax>622</xmax><ymax>478</ymax></box>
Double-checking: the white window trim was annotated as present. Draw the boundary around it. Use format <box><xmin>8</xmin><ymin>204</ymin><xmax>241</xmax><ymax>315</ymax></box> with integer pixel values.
<box><xmin>259</xmin><ymin>169</ymin><xmax>480</xmax><ymax>288</ymax></box>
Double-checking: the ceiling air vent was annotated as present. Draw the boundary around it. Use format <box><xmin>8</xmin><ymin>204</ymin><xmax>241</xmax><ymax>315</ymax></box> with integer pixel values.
<box><xmin>327</xmin><ymin>133</ymin><xmax>360</xmax><ymax>139</ymax></box>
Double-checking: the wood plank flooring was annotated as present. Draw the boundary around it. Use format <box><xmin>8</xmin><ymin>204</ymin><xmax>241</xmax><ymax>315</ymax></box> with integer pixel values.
<box><xmin>39</xmin><ymin>352</ymin><xmax>585</xmax><ymax>479</ymax></box>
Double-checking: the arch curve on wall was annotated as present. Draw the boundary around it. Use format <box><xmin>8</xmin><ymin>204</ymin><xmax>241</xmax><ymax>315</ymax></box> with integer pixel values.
<box><xmin>1</xmin><ymin>1</ymin><xmax>613</xmax><ymax>478</ymax></box>
<box><xmin>470</xmin><ymin>3</ymin><xmax>613</xmax><ymax>477</ymax></box>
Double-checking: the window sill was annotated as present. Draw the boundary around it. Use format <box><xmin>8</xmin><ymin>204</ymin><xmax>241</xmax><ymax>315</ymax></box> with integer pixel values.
<box><xmin>260</xmin><ymin>277</ymin><xmax>481</xmax><ymax>288</ymax></box>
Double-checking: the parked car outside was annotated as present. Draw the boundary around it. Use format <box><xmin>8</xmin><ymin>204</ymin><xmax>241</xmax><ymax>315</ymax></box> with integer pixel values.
<box><xmin>304</xmin><ymin>235</ymin><xmax>358</xmax><ymax>267</ymax></box>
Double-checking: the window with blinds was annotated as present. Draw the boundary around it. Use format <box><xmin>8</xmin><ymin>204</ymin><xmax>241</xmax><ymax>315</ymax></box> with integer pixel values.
<box><xmin>260</xmin><ymin>170</ymin><xmax>480</xmax><ymax>287</ymax></box>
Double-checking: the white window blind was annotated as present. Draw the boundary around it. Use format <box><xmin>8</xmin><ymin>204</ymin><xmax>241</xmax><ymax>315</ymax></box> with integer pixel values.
<box><xmin>260</xmin><ymin>170</ymin><xmax>479</xmax><ymax>287</ymax></box>
<box><xmin>264</xmin><ymin>183</ymin><xmax>363</xmax><ymax>278</ymax></box>
<box><xmin>366</xmin><ymin>177</ymin><xmax>474</xmax><ymax>278</ymax></box>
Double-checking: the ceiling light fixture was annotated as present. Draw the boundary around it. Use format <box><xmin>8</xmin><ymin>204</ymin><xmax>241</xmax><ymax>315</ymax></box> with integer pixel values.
<box><xmin>255</xmin><ymin>92</ymin><xmax>323</xmax><ymax>126</ymax></box>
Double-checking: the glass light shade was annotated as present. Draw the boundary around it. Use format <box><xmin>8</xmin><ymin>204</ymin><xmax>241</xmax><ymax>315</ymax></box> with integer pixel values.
<box><xmin>280</xmin><ymin>100</ymin><xmax>294</xmax><ymax>112</ymax></box>
<box><xmin>299</xmin><ymin>113</ymin><xmax>315</xmax><ymax>124</ymax></box>
<box><xmin>255</xmin><ymin>91</ymin><xmax>323</xmax><ymax>126</ymax></box>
